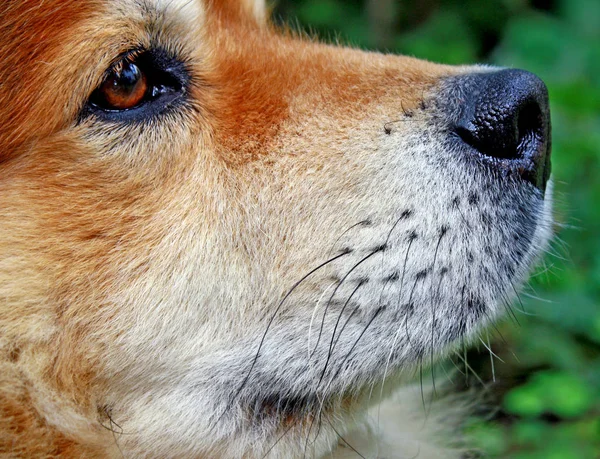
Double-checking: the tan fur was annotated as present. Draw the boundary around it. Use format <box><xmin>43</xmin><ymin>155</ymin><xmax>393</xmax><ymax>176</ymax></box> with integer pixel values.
<box><xmin>0</xmin><ymin>0</ymin><xmax>552</xmax><ymax>457</ymax></box>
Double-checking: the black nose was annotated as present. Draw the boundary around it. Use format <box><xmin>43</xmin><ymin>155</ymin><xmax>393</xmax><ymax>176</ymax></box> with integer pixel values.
<box><xmin>452</xmin><ymin>69</ymin><xmax>551</xmax><ymax>190</ymax></box>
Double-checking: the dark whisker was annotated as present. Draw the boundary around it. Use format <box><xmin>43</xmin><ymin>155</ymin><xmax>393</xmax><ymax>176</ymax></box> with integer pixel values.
<box><xmin>429</xmin><ymin>228</ymin><xmax>447</xmax><ymax>398</ymax></box>
<box><xmin>490</xmin><ymin>267</ymin><xmax>521</xmax><ymax>326</ymax></box>
<box><xmin>326</xmin><ymin>418</ymin><xmax>366</xmax><ymax>459</ymax></box>
<box><xmin>261</xmin><ymin>424</ymin><xmax>296</xmax><ymax>458</ymax></box>
<box><xmin>419</xmin><ymin>355</ymin><xmax>427</xmax><ymax>414</ymax></box>
<box><xmin>216</xmin><ymin>249</ymin><xmax>351</xmax><ymax>426</ymax></box>
<box><xmin>481</xmin><ymin>309</ymin><xmax>509</xmax><ymax>346</ymax></box>
<box><xmin>408</xmin><ymin>443</ymin><xmax>422</xmax><ymax>459</ymax></box>
<box><xmin>402</xmin><ymin>275</ymin><xmax>421</xmax><ymax>349</ymax></box>
<box><xmin>308</xmin><ymin>307</ymin><xmax>384</xmax><ymax>450</ymax></box>
<box><xmin>317</xmin><ymin>281</ymin><xmax>366</xmax><ymax>389</ymax></box>
<box><xmin>383</xmin><ymin>210</ymin><xmax>413</xmax><ymax>249</ymax></box>
<box><xmin>400</xmin><ymin>231</ymin><xmax>418</xmax><ymax>293</ymax></box>
<box><xmin>383</xmin><ymin>118</ymin><xmax>425</xmax><ymax>134</ymax></box>
<box><xmin>328</xmin><ymin>306</ymin><xmax>384</xmax><ymax>386</ymax></box>
<box><xmin>376</xmin><ymin>229</ymin><xmax>418</xmax><ymax>429</ymax></box>
<box><xmin>328</xmin><ymin>220</ymin><xmax>371</xmax><ymax>258</ymax></box>
<box><xmin>452</xmin><ymin>198</ymin><xmax>471</xmax><ymax>229</ymax></box>
<box><xmin>454</xmin><ymin>348</ymin><xmax>485</xmax><ymax>387</ymax></box>
<box><xmin>310</xmin><ymin>246</ymin><xmax>384</xmax><ymax>359</ymax></box>
<box><xmin>99</xmin><ymin>407</ymin><xmax>126</xmax><ymax>459</ymax></box>
<box><xmin>330</xmin><ymin>304</ymin><xmax>360</xmax><ymax>352</ymax></box>
<box><xmin>302</xmin><ymin>398</ymin><xmax>324</xmax><ymax>458</ymax></box>
<box><xmin>509</xmin><ymin>278</ymin><xmax>529</xmax><ymax>314</ymax></box>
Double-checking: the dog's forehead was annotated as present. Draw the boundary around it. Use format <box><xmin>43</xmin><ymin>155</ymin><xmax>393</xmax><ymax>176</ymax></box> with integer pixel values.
<box><xmin>100</xmin><ymin>0</ymin><xmax>204</xmax><ymax>31</ymax></box>
<box><xmin>132</xmin><ymin>0</ymin><xmax>203</xmax><ymax>21</ymax></box>
<box><xmin>117</xmin><ymin>0</ymin><xmax>265</xmax><ymax>22</ymax></box>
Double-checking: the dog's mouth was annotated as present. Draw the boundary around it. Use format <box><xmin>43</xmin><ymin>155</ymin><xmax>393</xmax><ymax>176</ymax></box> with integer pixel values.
<box><xmin>228</xmin><ymin>190</ymin><xmax>553</xmax><ymax>449</ymax></box>
<box><xmin>223</xmin><ymin>179</ymin><xmax>553</xmax><ymax>421</ymax></box>
<box><xmin>247</xmin><ymin>393</ymin><xmax>323</xmax><ymax>427</ymax></box>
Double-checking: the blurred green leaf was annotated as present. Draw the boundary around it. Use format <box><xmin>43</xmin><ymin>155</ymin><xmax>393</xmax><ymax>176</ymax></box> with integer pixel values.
<box><xmin>512</xmin><ymin>420</ymin><xmax>548</xmax><ymax>446</ymax></box>
<box><xmin>535</xmin><ymin>371</ymin><xmax>594</xmax><ymax>418</ymax></box>
<box><xmin>465</xmin><ymin>422</ymin><xmax>508</xmax><ymax>455</ymax></box>
<box><xmin>557</xmin><ymin>0</ymin><xmax>600</xmax><ymax>39</ymax></box>
<box><xmin>504</xmin><ymin>384</ymin><xmax>546</xmax><ymax>417</ymax></box>
<box><xmin>395</xmin><ymin>10</ymin><xmax>479</xmax><ymax>64</ymax></box>
<box><xmin>297</xmin><ymin>0</ymin><xmax>346</xmax><ymax>27</ymax></box>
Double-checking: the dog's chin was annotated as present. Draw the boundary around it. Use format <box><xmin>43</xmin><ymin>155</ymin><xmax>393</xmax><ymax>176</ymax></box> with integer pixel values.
<box><xmin>242</xmin><ymin>178</ymin><xmax>553</xmax><ymax>422</ymax></box>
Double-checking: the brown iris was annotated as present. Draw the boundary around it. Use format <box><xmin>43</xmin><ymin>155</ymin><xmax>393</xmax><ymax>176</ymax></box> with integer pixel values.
<box><xmin>97</xmin><ymin>61</ymin><xmax>148</xmax><ymax>110</ymax></box>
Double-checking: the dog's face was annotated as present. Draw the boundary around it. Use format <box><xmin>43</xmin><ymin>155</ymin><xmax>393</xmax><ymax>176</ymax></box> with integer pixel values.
<box><xmin>0</xmin><ymin>0</ymin><xmax>552</xmax><ymax>456</ymax></box>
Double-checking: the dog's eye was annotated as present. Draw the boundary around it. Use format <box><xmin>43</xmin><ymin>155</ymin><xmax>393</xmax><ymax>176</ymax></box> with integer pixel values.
<box><xmin>94</xmin><ymin>61</ymin><xmax>148</xmax><ymax>110</ymax></box>
<box><xmin>85</xmin><ymin>49</ymin><xmax>188</xmax><ymax>121</ymax></box>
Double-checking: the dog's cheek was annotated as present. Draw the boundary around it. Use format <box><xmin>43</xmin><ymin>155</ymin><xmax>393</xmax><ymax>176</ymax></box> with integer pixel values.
<box><xmin>0</xmin><ymin>137</ymin><xmax>161</xmax><ymax>395</ymax></box>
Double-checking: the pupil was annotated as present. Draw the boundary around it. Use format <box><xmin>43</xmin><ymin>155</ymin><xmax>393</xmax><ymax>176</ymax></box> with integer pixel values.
<box><xmin>115</xmin><ymin>62</ymin><xmax>141</xmax><ymax>90</ymax></box>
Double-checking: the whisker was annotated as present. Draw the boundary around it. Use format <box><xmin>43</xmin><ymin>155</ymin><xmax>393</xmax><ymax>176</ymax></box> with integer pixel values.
<box><xmin>419</xmin><ymin>356</ymin><xmax>427</xmax><ymax>414</ymax></box>
<box><xmin>326</xmin><ymin>419</ymin><xmax>366</xmax><ymax>459</ymax></box>
<box><xmin>302</xmin><ymin>401</ymin><xmax>323</xmax><ymax>458</ymax></box>
<box><xmin>308</xmin><ymin>281</ymin><xmax>338</xmax><ymax>363</ymax></box>
<box><xmin>261</xmin><ymin>424</ymin><xmax>296</xmax><ymax>458</ymax></box>
<box><xmin>440</xmin><ymin>359</ymin><xmax>456</xmax><ymax>384</ymax></box>
<box><xmin>331</xmin><ymin>297</ymin><xmax>361</xmax><ymax>351</ymax></box>
<box><xmin>311</xmin><ymin>246</ymin><xmax>384</xmax><ymax>359</ymax></box>
<box><xmin>453</xmin><ymin>348</ymin><xmax>485</xmax><ymax>387</ymax></box>
<box><xmin>317</xmin><ymin>281</ymin><xmax>366</xmax><ymax>388</ymax></box>
<box><xmin>429</xmin><ymin>228</ymin><xmax>448</xmax><ymax>398</ymax></box>
<box><xmin>529</xmin><ymin>261</ymin><xmax>555</xmax><ymax>279</ymax></box>
<box><xmin>481</xmin><ymin>309</ymin><xmax>509</xmax><ymax>347</ymax></box>
<box><xmin>329</xmin><ymin>306</ymin><xmax>384</xmax><ymax>387</ymax></box>
<box><xmin>480</xmin><ymin>334</ymin><xmax>495</xmax><ymax>383</ymax></box>
<box><xmin>217</xmin><ymin>249</ymin><xmax>351</xmax><ymax>425</ymax></box>
<box><xmin>308</xmin><ymin>307</ymin><xmax>384</xmax><ymax>447</ymax></box>
<box><xmin>402</xmin><ymin>275</ymin><xmax>422</xmax><ymax>349</ymax></box>
<box><xmin>508</xmin><ymin>279</ymin><xmax>534</xmax><ymax>316</ymax></box>
<box><xmin>376</xmin><ymin>229</ymin><xmax>418</xmax><ymax>427</ymax></box>
<box><xmin>520</xmin><ymin>291</ymin><xmax>554</xmax><ymax>303</ymax></box>
<box><xmin>399</xmin><ymin>231</ymin><xmax>418</xmax><ymax>293</ymax></box>
<box><xmin>383</xmin><ymin>210</ymin><xmax>412</xmax><ymax>250</ymax></box>
<box><xmin>383</xmin><ymin>118</ymin><xmax>426</xmax><ymax>134</ymax></box>
<box><xmin>327</xmin><ymin>220</ymin><xmax>371</xmax><ymax>258</ymax></box>
<box><xmin>100</xmin><ymin>407</ymin><xmax>126</xmax><ymax>459</ymax></box>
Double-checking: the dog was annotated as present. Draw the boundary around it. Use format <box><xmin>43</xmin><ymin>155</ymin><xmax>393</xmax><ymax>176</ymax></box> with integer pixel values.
<box><xmin>0</xmin><ymin>0</ymin><xmax>553</xmax><ymax>457</ymax></box>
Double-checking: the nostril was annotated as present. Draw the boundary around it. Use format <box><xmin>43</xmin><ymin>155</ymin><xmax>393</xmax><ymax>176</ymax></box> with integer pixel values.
<box><xmin>455</xmin><ymin>124</ymin><xmax>478</xmax><ymax>154</ymax></box>
<box><xmin>454</xmin><ymin>125</ymin><xmax>477</xmax><ymax>153</ymax></box>
<box><xmin>516</xmin><ymin>101</ymin><xmax>544</xmax><ymax>158</ymax></box>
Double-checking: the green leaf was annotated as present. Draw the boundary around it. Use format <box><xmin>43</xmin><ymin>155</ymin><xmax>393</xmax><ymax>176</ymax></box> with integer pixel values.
<box><xmin>534</xmin><ymin>372</ymin><xmax>594</xmax><ymax>418</ymax></box>
<box><xmin>465</xmin><ymin>422</ymin><xmax>508</xmax><ymax>455</ymax></box>
<box><xmin>395</xmin><ymin>10</ymin><xmax>479</xmax><ymax>65</ymax></box>
<box><xmin>504</xmin><ymin>384</ymin><xmax>546</xmax><ymax>417</ymax></box>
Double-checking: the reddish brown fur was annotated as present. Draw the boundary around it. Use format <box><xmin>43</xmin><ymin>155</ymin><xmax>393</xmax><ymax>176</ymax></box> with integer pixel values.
<box><xmin>0</xmin><ymin>364</ymin><xmax>105</xmax><ymax>458</ymax></box>
<box><xmin>0</xmin><ymin>1</ymin><xmax>99</xmax><ymax>161</ymax></box>
<box><xmin>204</xmin><ymin>13</ymin><xmax>451</xmax><ymax>164</ymax></box>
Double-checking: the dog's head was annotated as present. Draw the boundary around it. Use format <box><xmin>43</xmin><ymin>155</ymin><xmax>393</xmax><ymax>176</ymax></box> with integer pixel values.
<box><xmin>0</xmin><ymin>0</ymin><xmax>552</xmax><ymax>456</ymax></box>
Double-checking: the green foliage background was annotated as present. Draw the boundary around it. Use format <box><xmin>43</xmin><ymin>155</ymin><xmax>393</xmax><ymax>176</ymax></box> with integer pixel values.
<box><xmin>274</xmin><ymin>0</ymin><xmax>600</xmax><ymax>456</ymax></box>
